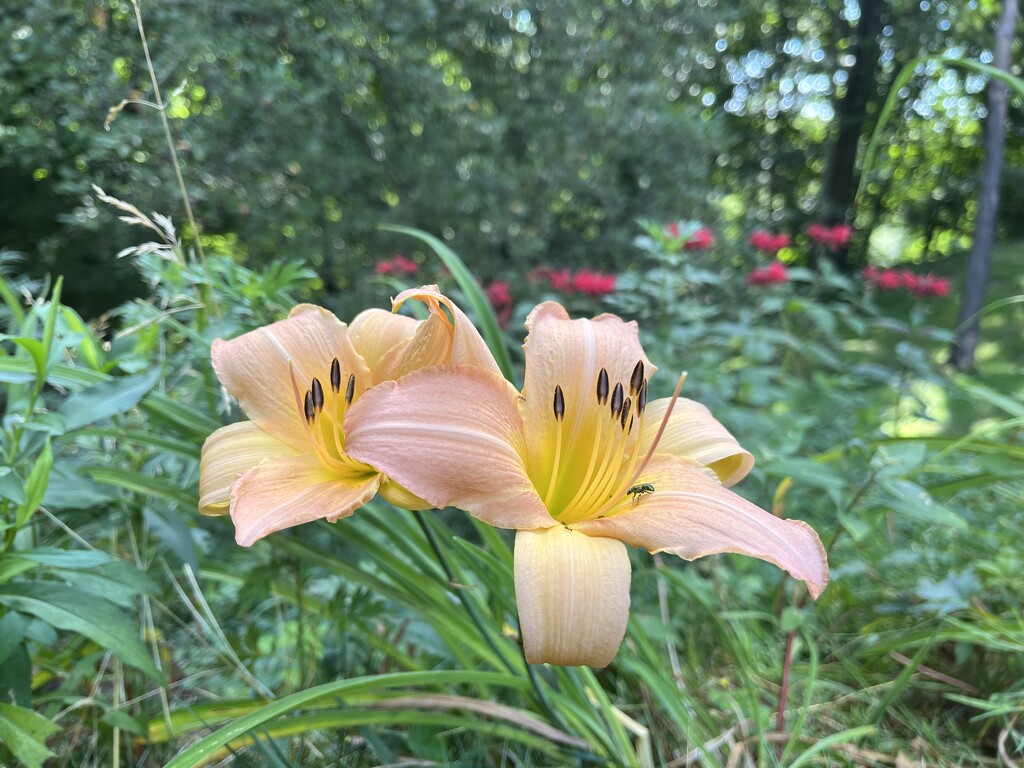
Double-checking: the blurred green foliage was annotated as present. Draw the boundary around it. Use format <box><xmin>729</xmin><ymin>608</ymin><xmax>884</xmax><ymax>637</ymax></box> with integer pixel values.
<box><xmin>2</xmin><ymin>1</ymin><xmax>1021</xmax><ymax>318</ymax></box>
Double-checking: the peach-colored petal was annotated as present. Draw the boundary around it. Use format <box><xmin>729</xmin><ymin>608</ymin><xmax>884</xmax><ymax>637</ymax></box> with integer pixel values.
<box><xmin>372</xmin><ymin>313</ymin><xmax>451</xmax><ymax>383</ymax></box>
<box><xmin>639</xmin><ymin>397</ymin><xmax>754</xmax><ymax>486</ymax></box>
<box><xmin>348</xmin><ymin>308</ymin><xmax>420</xmax><ymax>381</ymax></box>
<box><xmin>575</xmin><ymin>456</ymin><xmax>828</xmax><ymax>599</ymax></box>
<box><xmin>344</xmin><ymin>365</ymin><xmax>555</xmax><ymax>530</ymax></box>
<box><xmin>199</xmin><ymin>421</ymin><xmax>299</xmax><ymax>516</ymax></box>
<box><xmin>519</xmin><ymin>302</ymin><xmax>656</xmax><ymax>498</ymax></box>
<box><xmin>392</xmin><ymin>285</ymin><xmax>501</xmax><ymax>375</ymax></box>
<box><xmin>229</xmin><ymin>455</ymin><xmax>380</xmax><ymax>546</ymax></box>
<box><xmin>211</xmin><ymin>305</ymin><xmax>371</xmax><ymax>449</ymax></box>
<box><xmin>515</xmin><ymin>526</ymin><xmax>631</xmax><ymax>667</ymax></box>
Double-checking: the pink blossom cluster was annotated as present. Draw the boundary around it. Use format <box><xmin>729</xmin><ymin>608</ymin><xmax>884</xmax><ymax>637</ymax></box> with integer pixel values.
<box><xmin>807</xmin><ymin>223</ymin><xmax>854</xmax><ymax>251</ymax></box>
<box><xmin>748</xmin><ymin>230</ymin><xmax>792</xmax><ymax>255</ymax></box>
<box><xmin>862</xmin><ymin>267</ymin><xmax>950</xmax><ymax>299</ymax></box>
<box><xmin>746</xmin><ymin>261</ymin><xmax>789</xmax><ymax>287</ymax></box>
<box><xmin>664</xmin><ymin>222</ymin><xmax>716</xmax><ymax>250</ymax></box>
<box><xmin>374</xmin><ymin>255</ymin><xmax>419</xmax><ymax>276</ymax></box>
<box><xmin>531</xmin><ymin>267</ymin><xmax>618</xmax><ymax>297</ymax></box>
<box><xmin>483</xmin><ymin>280</ymin><xmax>513</xmax><ymax>327</ymax></box>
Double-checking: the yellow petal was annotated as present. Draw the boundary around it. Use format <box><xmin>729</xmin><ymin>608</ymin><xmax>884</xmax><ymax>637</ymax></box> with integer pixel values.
<box><xmin>378</xmin><ymin>476</ymin><xmax>433</xmax><ymax>511</ymax></box>
<box><xmin>514</xmin><ymin>526</ymin><xmax>631</xmax><ymax>667</ymax></box>
<box><xmin>199</xmin><ymin>421</ymin><xmax>299</xmax><ymax>516</ymax></box>
<box><xmin>575</xmin><ymin>456</ymin><xmax>829</xmax><ymax>599</ymax></box>
<box><xmin>345</xmin><ymin>365</ymin><xmax>555</xmax><ymax>530</ymax></box>
<box><xmin>348</xmin><ymin>308</ymin><xmax>420</xmax><ymax>383</ymax></box>
<box><xmin>211</xmin><ymin>305</ymin><xmax>370</xmax><ymax>449</ymax></box>
<box><xmin>393</xmin><ymin>285</ymin><xmax>501</xmax><ymax>374</ymax></box>
<box><xmin>639</xmin><ymin>397</ymin><xmax>754</xmax><ymax>486</ymax></box>
<box><xmin>229</xmin><ymin>455</ymin><xmax>380</xmax><ymax>546</ymax></box>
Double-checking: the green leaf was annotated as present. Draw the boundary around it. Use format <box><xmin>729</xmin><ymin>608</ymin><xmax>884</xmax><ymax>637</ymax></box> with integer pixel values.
<box><xmin>141</xmin><ymin>391</ymin><xmax>221</xmax><ymax>437</ymax></box>
<box><xmin>0</xmin><ymin>611</ymin><xmax>30</xmax><ymax>665</ymax></box>
<box><xmin>0</xmin><ymin>466</ymin><xmax>26</xmax><ymax>505</ymax></box>
<box><xmin>0</xmin><ymin>702</ymin><xmax>61</xmax><ymax>768</ymax></box>
<box><xmin>0</xmin><ymin>335</ymin><xmax>47</xmax><ymax>383</ymax></box>
<box><xmin>881</xmin><ymin>479</ymin><xmax>966</xmax><ymax>529</ymax></box>
<box><xmin>16</xmin><ymin>440</ymin><xmax>52</xmax><ymax>529</ymax></box>
<box><xmin>58</xmin><ymin>368</ymin><xmax>161</xmax><ymax>430</ymax></box>
<box><xmin>381</xmin><ymin>225</ymin><xmax>515</xmax><ymax>382</ymax></box>
<box><xmin>87</xmin><ymin>467</ymin><xmax>197</xmax><ymax>508</ymax></box>
<box><xmin>0</xmin><ymin>556</ymin><xmax>39</xmax><ymax>586</ymax></box>
<box><xmin>0</xmin><ymin>582</ymin><xmax>163</xmax><ymax>681</ymax></box>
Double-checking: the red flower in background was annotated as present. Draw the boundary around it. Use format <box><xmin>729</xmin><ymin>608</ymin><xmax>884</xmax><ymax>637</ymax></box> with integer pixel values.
<box><xmin>375</xmin><ymin>254</ymin><xmax>419</xmax><ymax>276</ymax></box>
<box><xmin>530</xmin><ymin>266</ymin><xmax>618</xmax><ymax>297</ymax></box>
<box><xmin>807</xmin><ymin>223</ymin><xmax>853</xmax><ymax>251</ymax></box>
<box><xmin>683</xmin><ymin>227</ymin><xmax>715</xmax><ymax>250</ymax></box>
<box><xmin>746</xmin><ymin>261</ymin><xmax>789</xmax><ymax>286</ymax></box>
<box><xmin>862</xmin><ymin>267</ymin><xmax>950</xmax><ymax>299</ymax></box>
<box><xmin>665</xmin><ymin>222</ymin><xmax>681</xmax><ymax>239</ymax></box>
<box><xmin>484</xmin><ymin>280</ymin><xmax>513</xmax><ymax>327</ymax></box>
<box><xmin>748</xmin><ymin>230</ymin><xmax>792</xmax><ymax>255</ymax></box>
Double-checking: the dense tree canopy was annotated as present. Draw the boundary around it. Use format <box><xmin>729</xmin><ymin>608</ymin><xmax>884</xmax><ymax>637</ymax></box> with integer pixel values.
<box><xmin>1</xmin><ymin>0</ymin><xmax>1020</xmax><ymax>316</ymax></box>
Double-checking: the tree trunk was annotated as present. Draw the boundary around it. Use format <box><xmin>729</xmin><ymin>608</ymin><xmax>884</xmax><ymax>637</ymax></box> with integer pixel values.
<box><xmin>819</xmin><ymin>0</ymin><xmax>884</xmax><ymax>270</ymax></box>
<box><xmin>950</xmin><ymin>0</ymin><xmax>1018</xmax><ymax>371</ymax></box>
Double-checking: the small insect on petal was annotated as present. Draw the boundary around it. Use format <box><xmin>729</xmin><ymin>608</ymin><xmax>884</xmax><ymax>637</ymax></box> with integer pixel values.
<box><xmin>303</xmin><ymin>390</ymin><xmax>315</xmax><ymax>423</ymax></box>
<box><xmin>345</xmin><ymin>374</ymin><xmax>356</xmax><ymax>405</ymax></box>
<box><xmin>311</xmin><ymin>378</ymin><xmax>325</xmax><ymax>412</ymax></box>
<box><xmin>553</xmin><ymin>384</ymin><xmax>566</xmax><ymax>421</ymax></box>
<box><xmin>610</xmin><ymin>382</ymin><xmax>624</xmax><ymax>419</ymax></box>
<box><xmin>330</xmin><ymin>357</ymin><xmax>342</xmax><ymax>393</ymax></box>
<box><xmin>597</xmin><ymin>368</ymin><xmax>610</xmax><ymax>405</ymax></box>
<box><xmin>630</xmin><ymin>360</ymin><xmax>645</xmax><ymax>397</ymax></box>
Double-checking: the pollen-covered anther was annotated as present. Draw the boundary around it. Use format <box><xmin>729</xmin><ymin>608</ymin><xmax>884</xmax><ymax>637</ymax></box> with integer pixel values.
<box><xmin>597</xmin><ymin>368</ymin><xmax>610</xmax><ymax>405</ymax></box>
<box><xmin>553</xmin><ymin>385</ymin><xmax>566</xmax><ymax>421</ymax></box>
<box><xmin>610</xmin><ymin>382</ymin><xmax>624</xmax><ymax>419</ymax></box>
<box><xmin>345</xmin><ymin>374</ymin><xmax>356</xmax><ymax>405</ymax></box>
<box><xmin>311</xmin><ymin>377</ymin><xmax>325</xmax><ymax>412</ymax></box>
<box><xmin>629</xmin><ymin>360</ymin><xmax>645</xmax><ymax>396</ymax></box>
<box><xmin>330</xmin><ymin>357</ymin><xmax>341</xmax><ymax>393</ymax></box>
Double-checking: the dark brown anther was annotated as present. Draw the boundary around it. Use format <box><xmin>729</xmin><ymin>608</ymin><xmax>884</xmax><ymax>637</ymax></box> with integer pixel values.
<box><xmin>330</xmin><ymin>357</ymin><xmax>342</xmax><ymax>393</ymax></box>
<box><xmin>303</xmin><ymin>390</ymin><xmax>315</xmax><ymax>423</ymax></box>
<box><xmin>630</xmin><ymin>360</ymin><xmax>645</xmax><ymax>396</ymax></box>
<box><xmin>620</xmin><ymin>397</ymin><xmax>631</xmax><ymax>429</ymax></box>
<box><xmin>311</xmin><ymin>378</ymin><xmax>325</xmax><ymax>412</ymax></box>
<box><xmin>553</xmin><ymin>385</ymin><xmax>566</xmax><ymax>421</ymax></box>
<box><xmin>345</xmin><ymin>373</ymin><xmax>356</xmax><ymax>405</ymax></box>
<box><xmin>610</xmin><ymin>382</ymin><xmax>624</xmax><ymax>419</ymax></box>
<box><xmin>627</xmin><ymin>414</ymin><xmax>635</xmax><ymax>433</ymax></box>
<box><xmin>638</xmin><ymin>379</ymin><xmax>648</xmax><ymax>415</ymax></box>
<box><xmin>597</xmin><ymin>368</ymin><xmax>609</xmax><ymax>405</ymax></box>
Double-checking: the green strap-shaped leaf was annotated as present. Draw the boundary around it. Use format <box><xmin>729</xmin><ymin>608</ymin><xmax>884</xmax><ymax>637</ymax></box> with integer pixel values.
<box><xmin>57</xmin><ymin>367</ymin><xmax>162</xmax><ymax>431</ymax></box>
<box><xmin>0</xmin><ymin>582</ymin><xmax>163</xmax><ymax>682</ymax></box>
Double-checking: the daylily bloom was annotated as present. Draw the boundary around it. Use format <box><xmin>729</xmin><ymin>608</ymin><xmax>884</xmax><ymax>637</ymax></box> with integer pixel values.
<box><xmin>344</xmin><ymin>303</ymin><xmax>829</xmax><ymax>667</ymax></box>
<box><xmin>199</xmin><ymin>285</ymin><xmax>499</xmax><ymax>545</ymax></box>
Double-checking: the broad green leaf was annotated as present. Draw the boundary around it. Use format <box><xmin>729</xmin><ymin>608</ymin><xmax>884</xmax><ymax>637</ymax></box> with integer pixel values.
<box><xmin>0</xmin><ymin>466</ymin><xmax>26</xmax><ymax>505</ymax></box>
<box><xmin>16</xmin><ymin>440</ymin><xmax>52</xmax><ymax>529</ymax></box>
<box><xmin>42</xmin><ymin>465</ymin><xmax>115</xmax><ymax>510</ymax></box>
<box><xmin>881</xmin><ymin>479</ymin><xmax>966</xmax><ymax>529</ymax></box>
<box><xmin>141</xmin><ymin>391</ymin><xmax>221</xmax><ymax>437</ymax></box>
<box><xmin>0</xmin><ymin>612</ymin><xmax>30</xmax><ymax>665</ymax></box>
<box><xmin>16</xmin><ymin>548</ymin><xmax>111</xmax><ymax>569</ymax></box>
<box><xmin>0</xmin><ymin>335</ymin><xmax>47</xmax><ymax>383</ymax></box>
<box><xmin>58</xmin><ymin>368</ymin><xmax>161</xmax><ymax>431</ymax></box>
<box><xmin>0</xmin><ymin>556</ymin><xmax>39</xmax><ymax>586</ymax></box>
<box><xmin>0</xmin><ymin>703</ymin><xmax>61</xmax><ymax>768</ymax></box>
<box><xmin>0</xmin><ymin>582</ymin><xmax>163</xmax><ymax>681</ymax></box>
<box><xmin>59</xmin><ymin>305</ymin><xmax>105</xmax><ymax>371</ymax></box>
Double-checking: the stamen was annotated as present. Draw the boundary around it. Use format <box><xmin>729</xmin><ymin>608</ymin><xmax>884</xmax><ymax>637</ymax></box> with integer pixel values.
<box><xmin>345</xmin><ymin>374</ymin><xmax>356</xmax><ymax>405</ymax></box>
<box><xmin>330</xmin><ymin>358</ymin><xmax>342</xmax><ymax>393</ymax></box>
<box><xmin>543</xmin><ymin>385</ymin><xmax>565</xmax><ymax>509</ymax></box>
<box><xmin>596</xmin><ymin>368</ymin><xmax>610</xmax><ymax>405</ymax></box>
<box><xmin>303</xmin><ymin>390</ymin><xmax>315</xmax><ymax>423</ymax></box>
<box><xmin>638</xmin><ymin>379</ymin><xmax>648</xmax><ymax>415</ymax></box>
<box><xmin>619</xmin><ymin>397</ymin><xmax>631</xmax><ymax>430</ymax></box>
<box><xmin>630</xmin><ymin>360</ymin><xmax>645</xmax><ymax>396</ymax></box>
<box><xmin>311</xmin><ymin>378</ymin><xmax>325</xmax><ymax>412</ymax></box>
<box><xmin>610</xmin><ymin>382</ymin><xmax>624</xmax><ymax>419</ymax></box>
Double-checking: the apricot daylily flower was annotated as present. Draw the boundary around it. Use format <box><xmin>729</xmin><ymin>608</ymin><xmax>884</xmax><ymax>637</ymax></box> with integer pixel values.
<box><xmin>345</xmin><ymin>302</ymin><xmax>828</xmax><ymax>667</ymax></box>
<box><xmin>199</xmin><ymin>285</ymin><xmax>498</xmax><ymax>545</ymax></box>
